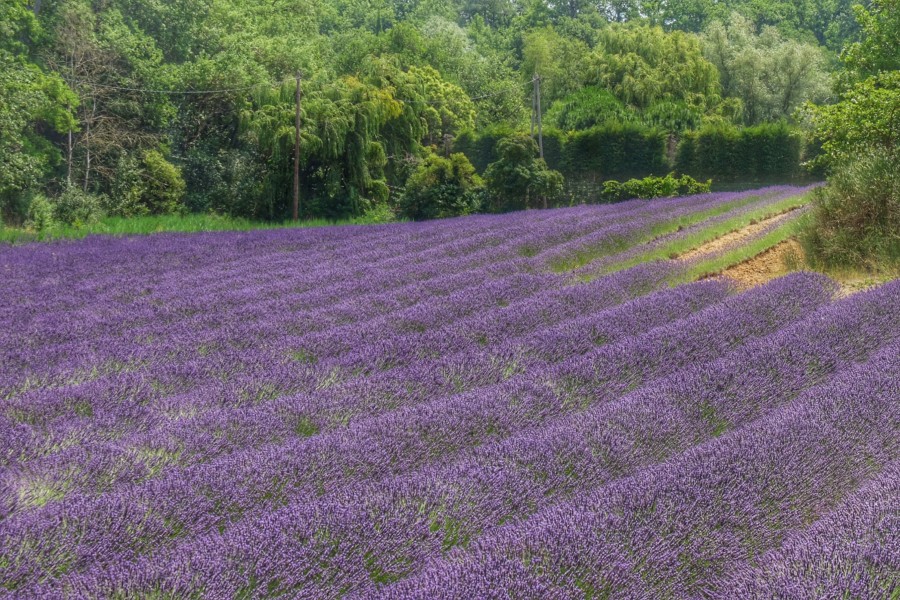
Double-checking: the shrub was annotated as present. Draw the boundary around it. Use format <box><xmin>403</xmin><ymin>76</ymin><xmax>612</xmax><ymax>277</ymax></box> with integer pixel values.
<box><xmin>564</xmin><ymin>124</ymin><xmax>668</xmax><ymax>178</ymax></box>
<box><xmin>600</xmin><ymin>173</ymin><xmax>712</xmax><ymax>203</ymax></box>
<box><xmin>801</xmin><ymin>150</ymin><xmax>900</xmax><ymax>269</ymax></box>
<box><xmin>52</xmin><ymin>187</ymin><xmax>104</xmax><ymax>227</ymax></box>
<box><xmin>483</xmin><ymin>135</ymin><xmax>564</xmax><ymax>212</ymax></box>
<box><xmin>107</xmin><ymin>151</ymin><xmax>186</xmax><ymax>217</ymax></box>
<box><xmin>399</xmin><ymin>152</ymin><xmax>483</xmax><ymax>220</ymax></box>
<box><xmin>453</xmin><ymin>126</ymin><xmax>516</xmax><ymax>173</ymax></box>
<box><xmin>142</xmin><ymin>150</ymin><xmax>186</xmax><ymax>215</ymax></box>
<box><xmin>354</xmin><ymin>202</ymin><xmax>398</xmax><ymax>224</ymax></box>
<box><xmin>24</xmin><ymin>194</ymin><xmax>55</xmax><ymax>231</ymax></box>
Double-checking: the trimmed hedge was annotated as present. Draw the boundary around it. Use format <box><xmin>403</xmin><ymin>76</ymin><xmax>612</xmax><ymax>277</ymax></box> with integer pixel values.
<box><xmin>454</xmin><ymin>122</ymin><xmax>809</xmax><ymax>199</ymax></box>
<box><xmin>676</xmin><ymin>123</ymin><xmax>804</xmax><ymax>179</ymax></box>
<box><xmin>455</xmin><ymin>124</ymin><xmax>667</xmax><ymax>179</ymax></box>
<box><xmin>562</xmin><ymin>124</ymin><xmax>668</xmax><ymax>177</ymax></box>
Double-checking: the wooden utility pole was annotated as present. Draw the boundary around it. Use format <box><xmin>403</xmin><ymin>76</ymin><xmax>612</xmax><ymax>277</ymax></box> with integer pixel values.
<box><xmin>535</xmin><ymin>74</ymin><xmax>544</xmax><ymax>160</ymax></box>
<box><xmin>293</xmin><ymin>70</ymin><xmax>302</xmax><ymax>222</ymax></box>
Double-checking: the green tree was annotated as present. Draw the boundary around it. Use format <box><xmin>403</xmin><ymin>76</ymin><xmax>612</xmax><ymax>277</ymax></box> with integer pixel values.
<box><xmin>400</xmin><ymin>66</ymin><xmax>476</xmax><ymax>149</ymax></box>
<box><xmin>521</xmin><ymin>26</ymin><xmax>590</xmax><ymax>105</ymax></box>
<box><xmin>802</xmin><ymin>0</ymin><xmax>900</xmax><ymax>269</ymax></box>
<box><xmin>483</xmin><ymin>134</ymin><xmax>564</xmax><ymax>211</ymax></box>
<box><xmin>585</xmin><ymin>23</ymin><xmax>721</xmax><ymax>112</ymax></box>
<box><xmin>399</xmin><ymin>151</ymin><xmax>483</xmax><ymax>219</ymax></box>
<box><xmin>841</xmin><ymin>0</ymin><xmax>900</xmax><ymax>79</ymax></box>
<box><xmin>702</xmin><ymin>13</ymin><xmax>830</xmax><ymax>125</ymax></box>
<box><xmin>0</xmin><ymin>0</ymin><xmax>76</xmax><ymax>223</ymax></box>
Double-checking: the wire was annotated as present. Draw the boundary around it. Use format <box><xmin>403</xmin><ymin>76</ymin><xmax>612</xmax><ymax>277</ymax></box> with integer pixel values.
<box><xmin>64</xmin><ymin>76</ymin><xmax>296</xmax><ymax>95</ymax></box>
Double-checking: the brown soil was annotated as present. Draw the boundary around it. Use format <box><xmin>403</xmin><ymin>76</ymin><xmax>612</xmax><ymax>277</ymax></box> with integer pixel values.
<box><xmin>833</xmin><ymin>276</ymin><xmax>888</xmax><ymax>298</ymax></box>
<box><xmin>679</xmin><ymin>209</ymin><xmax>798</xmax><ymax>261</ymax></box>
<box><xmin>721</xmin><ymin>239</ymin><xmax>805</xmax><ymax>290</ymax></box>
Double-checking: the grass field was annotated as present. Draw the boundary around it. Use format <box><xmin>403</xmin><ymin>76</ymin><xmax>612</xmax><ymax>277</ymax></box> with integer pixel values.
<box><xmin>1</xmin><ymin>186</ymin><xmax>898</xmax><ymax>598</ymax></box>
<box><xmin>0</xmin><ymin>211</ymin><xmax>398</xmax><ymax>244</ymax></box>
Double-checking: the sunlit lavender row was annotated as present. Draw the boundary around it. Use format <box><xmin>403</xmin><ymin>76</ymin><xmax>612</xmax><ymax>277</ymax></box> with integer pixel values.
<box><xmin>1</xmin><ymin>185</ymin><xmax>897</xmax><ymax>599</ymax></box>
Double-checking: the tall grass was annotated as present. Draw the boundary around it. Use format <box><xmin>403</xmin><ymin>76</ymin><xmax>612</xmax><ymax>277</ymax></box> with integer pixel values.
<box><xmin>800</xmin><ymin>151</ymin><xmax>900</xmax><ymax>271</ymax></box>
<box><xmin>0</xmin><ymin>212</ymin><xmax>402</xmax><ymax>244</ymax></box>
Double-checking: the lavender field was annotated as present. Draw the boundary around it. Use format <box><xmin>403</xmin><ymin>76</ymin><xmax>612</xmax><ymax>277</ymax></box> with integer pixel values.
<box><xmin>1</xmin><ymin>187</ymin><xmax>898</xmax><ymax>599</ymax></box>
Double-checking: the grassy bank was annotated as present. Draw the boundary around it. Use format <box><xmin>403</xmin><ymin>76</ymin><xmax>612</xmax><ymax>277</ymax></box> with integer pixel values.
<box><xmin>0</xmin><ymin>212</ymin><xmax>400</xmax><ymax>244</ymax></box>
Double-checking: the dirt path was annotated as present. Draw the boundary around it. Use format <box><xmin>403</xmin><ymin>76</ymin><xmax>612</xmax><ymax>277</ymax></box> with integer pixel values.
<box><xmin>678</xmin><ymin>209</ymin><xmax>798</xmax><ymax>261</ymax></box>
<box><xmin>721</xmin><ymin>239</ymin><xmax>805</xmax><ymax>290</ymax></box>
<box><xmin>719</xmin><ymin>239</ymin><xmax>888</xmax><ymax>296</ymax></box>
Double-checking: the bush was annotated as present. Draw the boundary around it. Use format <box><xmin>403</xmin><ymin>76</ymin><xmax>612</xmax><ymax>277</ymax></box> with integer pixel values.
<box><xmin>25</xmin><ymin>194</ymin><xmax>55</xmax><ymax>231</ymax></box>
<box><xmin>399</xmin><ymin>152</ymin><xmax>483</xmax><ymax>220</ymax></box>
<box><xmin>353</xmin><ymin>203</ymin><xmax>398</xmax><ymax>224</ymax></box>
<box><xmin>142</xmin><ymin>150</ymin><xmax>186</xmax><ymax>215</ymax></box>
<box><xmin>600</xmin><ymin>173</ymin><xmax>712</xmax><ymax>203</ymax></box>
<box><xmin>107</xmin><ymin>151</ymin><xmax>186</xmax><ymax>217</ymax></box>
<box><xmin>801</xmin><ymin>150</ymin><xmax>900</xmax><ymax>269</ymax></box>
<box><xmin>52</xmin><ymin>187</ymin><xmax>104</xmax><ymax>227</ymax></box>
<box><xmin>484</xmin><ymin>135</ymin><xmax>564</xmax><ymax>212</ymax></box>
<box><xmin>453</xmin><ymin>126</ymin><xmax>516</xmax><ymax>173</ymax></box>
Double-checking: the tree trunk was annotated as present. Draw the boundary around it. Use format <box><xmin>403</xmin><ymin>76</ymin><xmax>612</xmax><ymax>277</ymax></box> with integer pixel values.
<box><xmin>84</xmin><ymin>97</ymin><xmax>96</xmax><ymax>192</ymax></box>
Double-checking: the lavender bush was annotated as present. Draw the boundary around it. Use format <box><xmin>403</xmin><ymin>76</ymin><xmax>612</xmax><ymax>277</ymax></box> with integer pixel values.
<box><xmin>1</xmin><ymin>185</ymin><xmax>897</xmax><ymax>599</ymax></box>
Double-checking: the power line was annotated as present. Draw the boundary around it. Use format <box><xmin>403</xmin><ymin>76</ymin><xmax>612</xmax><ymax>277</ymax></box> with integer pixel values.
<box><xmin>64</xmin><ymin>76</ymin><xmax>295</xmax><ymax>95</ymax></box>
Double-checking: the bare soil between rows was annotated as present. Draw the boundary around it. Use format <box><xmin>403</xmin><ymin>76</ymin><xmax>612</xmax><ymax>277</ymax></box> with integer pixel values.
<box><xmin>679</xmin><ymin>208</ymin><xmax>799</xmax><ymax>261</ymax></box>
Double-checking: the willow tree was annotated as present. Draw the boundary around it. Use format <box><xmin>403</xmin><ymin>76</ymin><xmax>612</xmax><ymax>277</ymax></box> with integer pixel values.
<box><xmin>586</xmin><ymin>23</ymin><xmax>721</xmax><ymax>112</ymax></box>
<box><xmin>702</xmin><ymin>13</ymin><xmax>830</xmax><ymax>125</ymax></box>
<box><xmin>241</xmin><ymin>72</ymin><xmax>416</xmax><ymax>219</ymax></box>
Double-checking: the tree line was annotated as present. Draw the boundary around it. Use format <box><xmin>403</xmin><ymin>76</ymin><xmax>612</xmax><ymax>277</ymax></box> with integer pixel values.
<box><xmin>0</xmin><ymin>0</ymin><xmax>879</xmax><ymax>228</ymax></box>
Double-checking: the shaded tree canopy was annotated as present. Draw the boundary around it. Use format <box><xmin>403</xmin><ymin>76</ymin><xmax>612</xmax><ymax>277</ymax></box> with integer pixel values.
<box><xmin>0</xmin><ymin>0</ymin><xmax>864</xmax><ymax>225</ymax></box>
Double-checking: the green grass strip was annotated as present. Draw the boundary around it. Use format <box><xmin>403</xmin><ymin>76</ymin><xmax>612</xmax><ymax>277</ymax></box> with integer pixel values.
<box><xmin>578</xmin><ymin>192</ymin><xmax>812</xmax><ymax>280</ymax></box>
<box><xmin>675</xmin><ymin>217</ymin><xmax>805</xmax><ymax>285</ymax></box>
<box><xmin>550</xmin><ymin>190</ymin><xmax>789</xmax><ymax>273</ymax></box>
<box><xmin>0</xmin><ymin>213</ymin><xmax>401</xmax><ymax>244</ymax></box>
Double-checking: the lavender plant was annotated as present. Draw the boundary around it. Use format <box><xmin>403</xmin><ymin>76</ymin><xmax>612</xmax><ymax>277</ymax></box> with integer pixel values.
<box><xmin>1</xmin><ymin>185</ymin><xmax>896</xmax><ymax>599</ymax></box>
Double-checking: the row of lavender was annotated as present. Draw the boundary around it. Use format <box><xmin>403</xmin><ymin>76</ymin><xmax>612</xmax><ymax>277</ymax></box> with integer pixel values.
<box><xmin>2</xmin><ymin>186</ymin><xmax>897</xmax><ymax>598</ymax></box>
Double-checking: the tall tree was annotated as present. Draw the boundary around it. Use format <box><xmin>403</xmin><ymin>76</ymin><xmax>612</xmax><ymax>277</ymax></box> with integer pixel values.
<box><xmin>0</xmin><ymin>0</ymin><xmax>76</xmax><ymax>222</ymax></box>
<box><xmin>702</xmin><ymin>13</ymin><xmax>830</xmax><ymax>124</ymax></box>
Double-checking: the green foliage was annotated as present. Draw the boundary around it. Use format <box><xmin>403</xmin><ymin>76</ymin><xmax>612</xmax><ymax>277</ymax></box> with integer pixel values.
<box><xmin>521</xmin><ymin>27</ymin><xmax>591</xmax><ymax>104</ymax></box>
<box><xmin>801</xmin><ymin>151</ymin><xmax>900</xmax><ymax>269</ymax></box>
<box><xmin>106</xmin><ymin>151</ymin><xmax>186</xmax><ymax>217</ymax></box>
<box><xmin>564</xmin><ymin>124</ymin><xmax>668</xmax><ymax>178</ymax></box>
<box><xmin>354</xmin><ymin>202</ymin><xmax>398</xmax><ymax>224</ymax></box>
<box><xmin>399</xmin><ymin>152</ymin><xmax>483</xmax><ymax>220</ymax></box>
<box><xmin>600</xmin><ymin>173</ymin><xmax>712</xmax><ymax>203</ymax></box>
<box><xmin>25</xmin><ymin>195</ymin><xmax>55</xmax><ymax>232</ymax></box>
<box><xmin>546</xmin><ymin>87</ymin><xmax>637</xmax><ymax>131</ymax></box>
<box><xmin>805</xmin><ymin>72</ymin><xmax>900</xmax><ymax>169</ymax></box>
<box><xmin>586</xmin><ymin>23</ymin><xmax>721</xmax><ymax>112</ymax></box>
<box><xmin>53</xmin><ymin>188</ymin><xmax>105</xmax><ymax>226</ymax></box>
<box><xmin>483</xmin><ymin>134</ymin><xmax>564</xmax><ymax>212</ymax></box>
<box><xmin>801</xmin><ymin>0</ymin><xmax>900</xmax><ymax>271</ymax></box>
<box><xmin>2</xmin><ymin>0</ymin><xmax>862</xmax><ymax>227</ymax></box>
<box><xmin>0</xmin><ymin>34</ymin><xmax>77</xmax><ymax>223</ymax></box>
<box><xmin>141</xmin><ymin>151</ymin><xmax>187</xmax><ymax>215</ymax></box>
<box><xmin>452</xmin><ymin>126</ymin><xmax>517</xmax><ymax>173</ymax></box>
<box><xmin>676</xmin><ymin>123</ymin><xmax>804</xmax><ymax>179</ymax></box>
<box><xmin>702</xmin><ymin>13</ymin><xmax>830</xmax><ymax>125</ymax></box>
<box><xmin>841</xmin><ymin>0</ymin><xmax>900</xmax><ymax>80</ymax></box>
